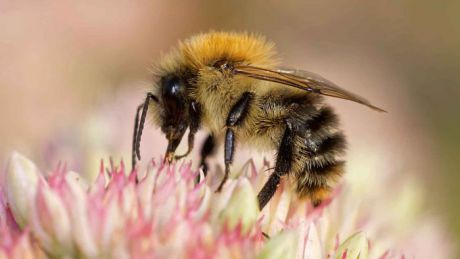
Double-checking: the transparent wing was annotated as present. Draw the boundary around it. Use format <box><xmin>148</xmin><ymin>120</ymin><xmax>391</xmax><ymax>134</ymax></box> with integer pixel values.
<box><xmin>233</xmin><ymin>65</ymin><xmax>386</xmax><ymax>112</ymax></box>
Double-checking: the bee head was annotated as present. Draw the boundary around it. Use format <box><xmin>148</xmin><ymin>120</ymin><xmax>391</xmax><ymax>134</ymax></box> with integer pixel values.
<box><xmin>159</xmin><ymin>74</ymin><xmax>189</xmax><ymax>162</ymax></box>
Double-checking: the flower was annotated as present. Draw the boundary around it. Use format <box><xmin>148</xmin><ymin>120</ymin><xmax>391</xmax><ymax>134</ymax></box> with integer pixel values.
<box><xmin>0</xmin><ymin>153</ymin><xmax>454</xmax><ymax>258</ymax></box>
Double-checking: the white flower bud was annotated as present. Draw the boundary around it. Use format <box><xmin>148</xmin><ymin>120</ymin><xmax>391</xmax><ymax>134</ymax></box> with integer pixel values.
<box><xmin>258</xmin><ymin>230</ymin><xmax>298</xmax><ymax>259</ymax></box>
<box><xmin>220</xmin><ymin>178</ymin><xmax>259</xmax><ymax>233</ymax></box>
<box><xmin>5</xmin><ymin>152</ymin><xmax>42</xmax><ymax>227</ymax></box>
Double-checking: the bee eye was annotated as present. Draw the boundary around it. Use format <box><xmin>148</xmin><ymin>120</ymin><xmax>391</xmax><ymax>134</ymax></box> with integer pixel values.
<box><xmin>162</xmin><ymin>75</ymin><xmax>185</xmax><ymax>97</ymax></box>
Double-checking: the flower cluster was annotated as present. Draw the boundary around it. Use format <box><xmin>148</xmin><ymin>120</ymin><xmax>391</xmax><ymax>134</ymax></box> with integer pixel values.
<box><xmin>0</xmin><ymin>153</ymin><xmax>453</xmax><ymax>258</ymax></box>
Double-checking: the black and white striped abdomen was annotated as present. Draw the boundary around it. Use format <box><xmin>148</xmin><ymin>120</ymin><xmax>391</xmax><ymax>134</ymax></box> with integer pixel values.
<box><xmin>290</xmin><ymin>105</ymin><xmax>347</xmax><ymax>204</ymax></box>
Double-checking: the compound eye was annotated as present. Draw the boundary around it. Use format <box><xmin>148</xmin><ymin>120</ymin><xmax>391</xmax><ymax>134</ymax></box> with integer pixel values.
<box><xmin>161</xmin><ymin>75</ymin><xmax>187</xmax><ymax>118</ymax></box>
<box><xmin>162</xmin><ymin>75</ymin><xmax>185</xmax><ymax>97</ymax></box>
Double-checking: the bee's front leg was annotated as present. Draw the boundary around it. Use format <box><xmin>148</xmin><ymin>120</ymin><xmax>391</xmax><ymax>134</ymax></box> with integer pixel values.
<box><xmin>216</xmin><ymin>92</ymin><xmax>254</xmax><ymax>192</ymax></box>
<box><xmin>175</xmin><ymin>101</ymin><xmax>201</xmax><ymax>161</ymax></box>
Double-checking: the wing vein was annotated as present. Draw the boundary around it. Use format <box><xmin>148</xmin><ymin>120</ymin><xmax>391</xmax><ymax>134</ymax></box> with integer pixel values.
<box><xmin>233</xmin><ymin>65</ymin><xmax>386</xmax><ymax>112</ymax></box>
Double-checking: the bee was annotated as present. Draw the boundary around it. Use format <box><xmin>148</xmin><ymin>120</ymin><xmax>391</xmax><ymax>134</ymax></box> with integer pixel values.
<box><xmin>132</xmin><ymin>32</ymin><xmax>385</xmax><ymax>210</ymax></box>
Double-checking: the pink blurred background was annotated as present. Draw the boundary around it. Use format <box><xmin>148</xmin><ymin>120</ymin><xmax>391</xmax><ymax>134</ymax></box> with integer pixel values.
<box><xmin>1</xmin><ymin>0</ymin><xmax>459</xmax><ymax>248</ymax></box>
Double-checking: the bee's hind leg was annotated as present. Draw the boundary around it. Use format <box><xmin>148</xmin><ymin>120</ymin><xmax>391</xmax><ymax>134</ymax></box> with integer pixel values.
<box><xmin>257</xmin><ymin>123</ymin><xmax>294</xmax><ymax>210</ymax></box>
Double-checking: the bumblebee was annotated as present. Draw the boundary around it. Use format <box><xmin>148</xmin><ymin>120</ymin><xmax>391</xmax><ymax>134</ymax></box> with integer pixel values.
<box><xmin>132</xmin><ymin>32</ymin><xmax>384</xmax><ymax>210</ymax></box>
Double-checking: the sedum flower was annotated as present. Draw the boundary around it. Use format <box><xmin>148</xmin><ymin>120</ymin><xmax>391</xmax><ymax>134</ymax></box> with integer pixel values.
<box><xmin>218</xmin><ymin>178</ymin><xmax>259</xmax><ymax>233</ymax></box>
<box><xmin>0</xmin><ymin>153</ymin><xmax>454</xmax><ymax>258</ymax></box>
<box><xmin>257</xmin><ymin>230</ymin><xmax>298</xmax><ymax>259</ymax></box>
<box><xmin>335</xmin><ymin>232</ymin><xmax>368</xmax><ymax>259</ymax></box>
<box><xmin>4</xmin><ymin>152</ymin><xmax>41</xmax><ymax>228</ymax></box>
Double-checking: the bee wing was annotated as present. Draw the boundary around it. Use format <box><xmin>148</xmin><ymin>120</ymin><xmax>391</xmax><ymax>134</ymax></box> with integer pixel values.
<box><xmin>233</xmin><ymin>65</ymin><xmax>386</xmax><ymax>112</ymax></box>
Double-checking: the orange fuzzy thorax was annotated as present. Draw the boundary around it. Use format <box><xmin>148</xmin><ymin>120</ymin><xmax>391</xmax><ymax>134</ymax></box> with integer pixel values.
<box><xmin>157</xmin><ymin>31</ymin><xmax>279</xmax><ymax>74</ymax></box>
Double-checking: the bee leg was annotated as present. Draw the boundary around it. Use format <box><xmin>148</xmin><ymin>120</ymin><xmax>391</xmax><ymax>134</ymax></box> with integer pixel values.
<box><xmin>217</xmin><ymin>128</ymin><xmax>235</xmax><ymax>192</ymax></box>
<box><xmin>176</xmin><ymin>101</ymin><xmax>201</xmax><ymax>161</ymax></box>
<box><xmin>174</xmin><ymin>131</ymin><xmax>195</xmax><ymax>160</ymax></box>
<box><xmin>216</xmin><ymin>92</ymin><xmax>254</xmax><ymax>192</ymax></box>
<box><xmin>132</xmin><ymin>92</ymin><xmax>158</xmax><ymax>181</ymax></box>
<box><xmin>196</xmin><ymin>134</ymin><xmax>215</xmax><ymax>183</ymax></box>
<box><xmin>132</xmin><ymin>103</ymin><xmax>143</xmax><ymax>172</ymax></box>
<box><xmin>257</xmin><ymin>123</ymin><xmax>294</xmax><ymax>210</ymax></box>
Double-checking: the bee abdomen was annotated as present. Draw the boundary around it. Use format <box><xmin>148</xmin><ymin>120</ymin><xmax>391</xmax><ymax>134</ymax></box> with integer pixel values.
<box><xmin>293</xmin><ymin>106</ymin><xmax>347</xmax><ymax>206</ymax></box>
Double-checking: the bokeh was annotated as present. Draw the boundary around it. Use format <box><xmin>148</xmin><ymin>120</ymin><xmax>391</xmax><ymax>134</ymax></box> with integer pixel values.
<box><xmin>1</xmin><ymin>0</ymin><xmax>459</xmax><ymax>253</ymax></box>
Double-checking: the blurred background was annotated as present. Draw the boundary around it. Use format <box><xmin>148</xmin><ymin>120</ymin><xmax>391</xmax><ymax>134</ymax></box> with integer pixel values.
<box><xmin>1</xmin><ymin>0</ymin><xmax>459</xmax><ymax>253</ymax></box>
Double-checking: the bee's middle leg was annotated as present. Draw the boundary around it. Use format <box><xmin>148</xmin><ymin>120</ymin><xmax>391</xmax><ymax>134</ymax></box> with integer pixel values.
<box><xmin>196</xmin><ymin>134</ymin><xmax>215</xmax><ymax>183</ymax></box>
<box><xmin>216</xmin><ymin>128</ymin><xmax>234</xmax><ymax>191</ymax></box>
<box><xmin>257</xmin><ymin>123</ymin><xmax>294</xmax><ymax>210</ymax></box>
<box><xmin>216</xmin><ymin>92</ymin><xmax>253</xmax><ymax>192</ymax></box>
